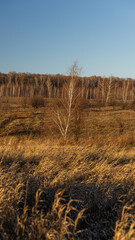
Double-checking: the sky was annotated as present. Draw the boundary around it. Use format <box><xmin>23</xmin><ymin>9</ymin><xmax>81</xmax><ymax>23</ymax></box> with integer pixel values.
<box><xmin>0</xmin><ymin>0</ymin><xmax>135</xmax><ymax>78</ymax></box>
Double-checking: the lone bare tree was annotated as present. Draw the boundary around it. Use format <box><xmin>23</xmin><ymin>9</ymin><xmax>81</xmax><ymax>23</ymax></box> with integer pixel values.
<box><xmin>50</xmin><ymin>62</ymin><xmax>82</xmax><ymax>140</ymax></box>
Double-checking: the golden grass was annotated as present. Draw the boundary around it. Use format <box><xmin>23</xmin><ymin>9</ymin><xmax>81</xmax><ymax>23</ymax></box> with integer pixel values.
<box><xmin>0</xmin><ymin>97</ymin><xmax>135</xmax><ymax>239</ymax></box>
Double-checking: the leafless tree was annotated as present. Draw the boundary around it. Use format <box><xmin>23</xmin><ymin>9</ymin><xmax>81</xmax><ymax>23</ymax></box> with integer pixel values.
<box><xmin>98</xmin><ymin>76</ymin><xmax>114</xmax><ymax>104</ymax></box>
<box><xmin>122</xmin><ymin>79</ymin><xmax>130</xmax><ymax>102</ymax></box>
<box><xmin>50</xmin><ymin>62</ymin><xmax>82</xmax><ymax>140</ymax></box>
<box><xmin>106</xmin><ymin>76</ymin><xmax>113</xmax><ymax>104</ymax></box>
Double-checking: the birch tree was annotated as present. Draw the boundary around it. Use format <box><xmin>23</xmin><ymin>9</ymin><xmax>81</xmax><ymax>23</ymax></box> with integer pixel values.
<box><xmin>51</xmin><ymin>62</ymin><xmax>82</xmax><ymax>140</ymax></box>
<box><xmin>106</xmin><ymin>76</ymin><xmax>113</xmax><ymax>104</ymax></box>
<box><xmin>122</xmin><ymin>79</ymin><xmax>130</xmax><ymax>102</ymax></box>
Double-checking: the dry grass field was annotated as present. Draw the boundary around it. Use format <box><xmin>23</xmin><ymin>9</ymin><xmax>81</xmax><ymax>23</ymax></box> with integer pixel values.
<box><xmin>0</xmin><ymin>97</ymin><xmax>135</xmax><ymax>239</ymax></box>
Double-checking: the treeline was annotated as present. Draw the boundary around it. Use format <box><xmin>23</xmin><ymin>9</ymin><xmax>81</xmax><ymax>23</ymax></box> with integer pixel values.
<box><xmin>0</xmin><ymin>72</ymin><xmax>135</xmax><ymax>103</ymax></box>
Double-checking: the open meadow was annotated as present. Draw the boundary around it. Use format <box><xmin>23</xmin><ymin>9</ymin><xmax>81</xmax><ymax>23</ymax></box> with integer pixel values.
<box><xmin>0</xmin><ymin>97</ymin><xmax>135</xmax><ymax>239</ymax></box>
<box><xmin>1</xmin><ymin>0</ymin><xmax>135</xmax><ymax>239</ymax></box>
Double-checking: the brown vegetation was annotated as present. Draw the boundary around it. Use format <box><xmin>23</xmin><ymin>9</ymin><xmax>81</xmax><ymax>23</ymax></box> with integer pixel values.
<box><xmin>0</xmin><ymin>96</ymin><xmax>135</xmax><ymax>239</ymax></box>
<box><xmin>30</xmin><ymin>96</ymin><xmax>45</xmax><ymax>108</ymax></box>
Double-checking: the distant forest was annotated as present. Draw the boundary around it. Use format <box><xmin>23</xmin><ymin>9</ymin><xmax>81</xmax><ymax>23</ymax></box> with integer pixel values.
<box><xmin>0</xmin><ymin>72</ymin><xmax>135</xmax><ymax>103</ymax></box>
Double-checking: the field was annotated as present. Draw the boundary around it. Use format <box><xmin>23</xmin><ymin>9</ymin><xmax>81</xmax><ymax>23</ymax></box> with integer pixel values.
<box><xmin>0</xmin><ymin>97</ymin><xmax>135</xmax><ymax>240</ymax></box>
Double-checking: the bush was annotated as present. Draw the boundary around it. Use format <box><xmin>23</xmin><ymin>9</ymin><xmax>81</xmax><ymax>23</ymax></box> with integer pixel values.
<box><xmin>30</xmin><ymin>96</ymin><xmax>45</xmax><ymax>108</ymax></box>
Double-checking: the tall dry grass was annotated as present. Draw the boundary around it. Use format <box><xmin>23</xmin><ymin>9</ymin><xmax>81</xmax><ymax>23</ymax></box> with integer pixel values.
<box><xmin>0</xmin><ymin>136</ymin><xmax>134</xmax><ymax>239</ymax></box>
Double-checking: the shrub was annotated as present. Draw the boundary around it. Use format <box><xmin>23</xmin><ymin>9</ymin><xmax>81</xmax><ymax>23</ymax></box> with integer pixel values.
<box><xmin>30</xmin><ymin>96</ymin><xmax>45</xmax><ymax>108</ymax></box>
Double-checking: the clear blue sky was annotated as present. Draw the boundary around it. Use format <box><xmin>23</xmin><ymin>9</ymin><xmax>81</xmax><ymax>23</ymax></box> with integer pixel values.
<box><xmin>0</xmin><ymin>0</ymin><xmax>135</xmax><ymax>78</ymax></box>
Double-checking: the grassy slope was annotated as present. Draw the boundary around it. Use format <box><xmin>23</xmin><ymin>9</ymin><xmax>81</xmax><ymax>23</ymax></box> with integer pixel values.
<box><xmin>0</xmin><ymin>97</ymin><xmax>135</xmax><ymax>239</ymax></box>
